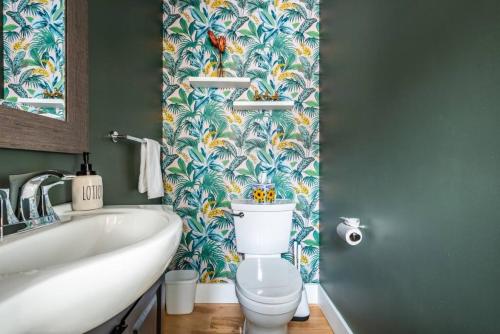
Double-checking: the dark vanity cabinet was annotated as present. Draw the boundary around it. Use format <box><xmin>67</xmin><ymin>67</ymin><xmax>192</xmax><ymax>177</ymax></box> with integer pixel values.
<box><xmin>88</xmin><ymin>275</ymin><xmax>165</xmax><ymax>334</ymax></box>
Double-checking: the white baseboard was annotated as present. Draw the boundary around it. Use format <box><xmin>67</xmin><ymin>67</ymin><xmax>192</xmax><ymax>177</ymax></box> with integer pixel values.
<box><xmin>195</xmin><ymin>283</ymin><xmax>239</xmax><ymax>303</ymax></box>
<box><xmin>195</xmin><ymin>283</ymin><xmax>319</xmax><ymax>304</ymax></box>
<box><xmin>318</xmin><ymin>285</ymin><xmax>353</xmax><ymax>334</ymax></box>
<box><xmin>305</xmin><ymin>283</ymin><xmax>318</xmax><ymax>303</ymax></box>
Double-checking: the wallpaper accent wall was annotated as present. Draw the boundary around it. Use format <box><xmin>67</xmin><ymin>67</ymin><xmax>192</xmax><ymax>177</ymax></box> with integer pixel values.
<box><xmin>2</xmin><ymin>0</ymin><xmax>65</xmax><ymax>119</ymax></box>
<box><xmin>163</xmin><ymin>0</ymin><xmax>319</xmax><ymax>283</ymax></box>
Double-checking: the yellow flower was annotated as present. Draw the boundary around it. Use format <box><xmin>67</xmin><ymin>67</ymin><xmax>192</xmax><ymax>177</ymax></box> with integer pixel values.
<box><xmin>203</xmin><ymin>131</ymin><xmax>215</xmax><ymax>144</ymax></box>
<box><xmin>295</xmin><ymin>182</ymin><xmax>310</xmax><ymax>195</ymax></box>
<box><xmin>204</xmin><ymin>61</ymin><xmax>217</xmax><ymax>75</ymax></box>
<box><xmin>272</xmin><ymin>64</ymin><xmax>284</xmax><ymax>76</ymax></box>
<box><xmin>233</xmin><ymin>113</ymin><xmax>242</xmax><ymax>124</ymax></box>
<box><xmin>296</xmin><ymin>113</ymin><xmax>311</xmax><ymax>126</ymax></box>
<box><xmin>12</xmin><ymin>39</ymin><xmax>27</xmax><ymax>51</ymax></box>
<box><xmin>202</xmin><ymin>202</ymin><xmax>211</xmax><ymax>214</ymax></box>
<box><xmin>164</xmin><ymin>111</ymin><xmax>174</xmax><ymax>123</ymax></box>
<box><xmin>226</xmin><ymin>111</ymin><xmax>243</xmax><ymax>124</ymax></box>
<box><xmin>230</xmin><ymin>251</ymin><xmax>240</xmax><ymax>263</ymax></box>
<box><xmin>278</xmin><ymin>141</ymin><xmax>294</xmax><ymax>149</ymax></box>
<box><xmin>266</xmin><ymin>188</ymin><xmax>276</xmax><ymax>203</ymax></box>
<box><xmin>297</xmin><ymin>44</ymin><xmax>312</xmax><ymax>57</ymax></box>
<box><xmin>280</xmin><ymin>2</ymin><xmax>297</xmax><ymax>10</ymax></box>
<box><xmin>278</xmin><ymin>71</ymin><xmax>295</xmax><ymax>81</ymax></box>
<box><xmin>164</xmin><ymin>182</ymin><xmax>173</xmax><ymax>193</ymax></box>
<box><xmin>208</xmin><ymin>208</ymin><xmax>225</xmax><ymax>218</ymax></box>
<box><xmin>32</xmin><ymin>68</ymin><xmax>49</xmax><ymax>77</ymax></box>
<box><xmin>164</xmin><ymin>41</ymin><xmax>175</xmax><ymax>53</ymax></box>
<box><xmin>200</xmin><ymin>271</ymin><xmax>214</xmax><ymax>283</ymax></box>
<box><xmin>210</xmin><ymin>278</ymin><xmax>228</xmax><ymax>283</ymax></box>
<box><xmin>231</xmin><ymin>181</ymin><xmax>241</xmax><ymax>194</ymax></box>
<box><xmin>209</xmin><ymin>139</ymin><xmax>225</xmax><ymax>148</ymax></box>
<box><xmin>232</xmin><ymin>42</ymin><xmax>244</xmax><ymax>55</ymax></box>
<box><xmin>301</xmin><ymin>254</ymin><xmax>309</xmax><ymax>265</ymax></box>
<box><xmin>253</xmin><ymin>189</ymin><xmax>266</xmax><ymax>203</ymax></box>
<box><xmin>46</xmin><ymin>61</ymin><xmax>55</xmax><ymax>73</ymax></box>
<box><xmin>210</xmin><ymin>0</ymin><xmax>227</xmax><ymax>9</ymax></box>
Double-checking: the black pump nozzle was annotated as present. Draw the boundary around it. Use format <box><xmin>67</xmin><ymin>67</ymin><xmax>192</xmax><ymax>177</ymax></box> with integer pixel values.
<box><xmin>77</xmin><ymin>152</ymin><xmax>97</xmax><ymax>176</ymax></box>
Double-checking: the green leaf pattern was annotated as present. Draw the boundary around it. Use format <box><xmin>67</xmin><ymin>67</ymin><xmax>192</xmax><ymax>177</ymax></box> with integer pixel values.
<box><xmin>163</xmin><ymin>0</ymin><xmax>319</xmax><ymax>283</ymax></box>
<box><xmin>2</xmin><ymin>0</ymin><xmax>65</xmax><ymax>119</ymax></box>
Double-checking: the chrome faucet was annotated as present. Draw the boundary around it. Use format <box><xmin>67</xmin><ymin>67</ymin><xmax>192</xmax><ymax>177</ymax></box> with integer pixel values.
<box><xmin>0</xmin><ymin>195</ymin><xmax>3</xmax><ymax>240</ymax></box>
<box><xmin>0</xmin><ymin>188</ymin><xmax>21</xmax><ymax>238</ymax></box>
<box><xmin>0</xmin><ymin>170</ymin><xmax>75</xmax><ymax>237</ymax></box>
<box><xmin>17</xmin><ymin>170</ymin><xmax>75</xmax><ymax>224</ymax></box>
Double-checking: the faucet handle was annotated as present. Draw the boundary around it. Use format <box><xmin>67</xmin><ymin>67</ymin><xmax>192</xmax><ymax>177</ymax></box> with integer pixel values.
<box><xmin>40</xmin><ymin>181</ymin><xmax>64</xmax><ymax>219</ymax></box>
<box><xmin>0</xmin><ymin>189</ymin><xmax>20</xmax><ymax>225</ymax></box>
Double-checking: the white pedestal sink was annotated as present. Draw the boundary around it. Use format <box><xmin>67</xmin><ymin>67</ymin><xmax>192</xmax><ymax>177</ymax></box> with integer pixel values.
<box><xmin>0</xmin><ymin>204</ymin><xmax>182</xmax><ymax>333</ymax></box>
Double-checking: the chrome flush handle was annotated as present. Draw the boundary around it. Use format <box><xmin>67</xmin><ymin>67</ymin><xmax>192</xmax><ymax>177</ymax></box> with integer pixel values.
<box><xmin>231</xmin><ymin>212</ymin><xmax>244</xmax><ymax>218</ymax></box>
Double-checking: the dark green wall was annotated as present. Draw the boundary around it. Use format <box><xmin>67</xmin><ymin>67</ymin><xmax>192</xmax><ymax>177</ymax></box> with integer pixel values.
<box><xmin>320</xmin><ymin>1</ymin><xmax>500</xmax><ymax>333</ymax></box>
<box><xmin>0</xmin><ymin>0</ymin><xmax>162</xmax><ymax>206</ymax></box>
<box><xmin>88</xmin><ymin>0</ymin><xmax>162</xmax><ymax>205</ymax></box>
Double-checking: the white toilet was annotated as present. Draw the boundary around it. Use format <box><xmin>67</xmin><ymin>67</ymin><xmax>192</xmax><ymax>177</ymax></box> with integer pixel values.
<box><xmin>231</xmin><ymin>199</ymin><xmax>303</xmax><ymax>334</ymax></box>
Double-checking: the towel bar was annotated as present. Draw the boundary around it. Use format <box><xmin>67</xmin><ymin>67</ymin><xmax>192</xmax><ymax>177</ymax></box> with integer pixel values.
<box><xmin>108</xmin><ymin>131</ymin><xmax>146</xmax><ymax>144</ymax></box>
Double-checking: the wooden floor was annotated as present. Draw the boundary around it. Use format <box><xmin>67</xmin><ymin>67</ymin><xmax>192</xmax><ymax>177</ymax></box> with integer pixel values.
<box><xmin>165</xmin><ymin>304</ymin><xmax>333</xmax><ymax>334</ymax></box>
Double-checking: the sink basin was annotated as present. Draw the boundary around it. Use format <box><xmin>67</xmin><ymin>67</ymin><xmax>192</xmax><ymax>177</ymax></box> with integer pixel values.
<box><xmin>0</xmin><ymin>205</ymin><xmax>182</xmax><ymax>333</ymax></box>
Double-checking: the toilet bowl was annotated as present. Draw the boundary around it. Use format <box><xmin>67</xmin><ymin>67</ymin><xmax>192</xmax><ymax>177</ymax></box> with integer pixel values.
<box><xmin>231</xmin><ymin>200</ymin><xmax>301</xmax><ymax>334</ymax></box>
<box><xmin>235</xmin><ymin>257</ymin><xmax>302</xmax><ymax>334</ymax></box>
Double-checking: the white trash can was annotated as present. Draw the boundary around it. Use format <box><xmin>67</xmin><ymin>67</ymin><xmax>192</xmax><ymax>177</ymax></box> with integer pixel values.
<box><xmin>165</xmin><ymin>270</ymin><xmax>198</xmax><ymax>315</ymax></box>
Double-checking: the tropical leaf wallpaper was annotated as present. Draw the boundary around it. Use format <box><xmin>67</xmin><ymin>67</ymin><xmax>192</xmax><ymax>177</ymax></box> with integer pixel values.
<box><xmin>2</xmin><ymin>0</ymin><xmax>65</xmax><ymax>120</ymax></box>
<box><xmin>162</xmin><ymin>0</ymin><xmax>320</xmax><ymax>283</ymax></box>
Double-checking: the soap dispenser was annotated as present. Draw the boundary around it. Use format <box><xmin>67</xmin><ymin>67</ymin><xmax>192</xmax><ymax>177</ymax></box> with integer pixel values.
<box><xmin>72</xmin><ymin>152</ymin><xmax>103</xmax><ymax>211</ymax></box>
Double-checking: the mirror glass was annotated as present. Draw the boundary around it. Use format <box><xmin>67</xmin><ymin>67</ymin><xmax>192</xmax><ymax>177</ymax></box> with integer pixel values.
<box><xmin>1</xmin><ymin>0</ymin><xmax>65</xmax><ymax>121</ymax></box>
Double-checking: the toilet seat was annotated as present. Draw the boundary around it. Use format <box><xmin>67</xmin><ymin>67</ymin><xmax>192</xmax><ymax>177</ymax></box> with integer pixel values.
<box><xmin>236</xmin><ymin>258</ymin><xmax>302</xmax><ymax>305</ymax></box>
<box><xmin>236</xmin><ymin>286</ymin><xmax>301</xmax><ymax>315</ymax></box>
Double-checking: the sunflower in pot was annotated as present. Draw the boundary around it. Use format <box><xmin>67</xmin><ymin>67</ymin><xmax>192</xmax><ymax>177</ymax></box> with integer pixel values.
<box><xmin>252</xmin><ymin>188</ymin><xmax>266</xmax><ymax>203</ymax></box>
<box><xmin>266</xmin><ymin>188</ymin><xmax>276</xmax><ymax>203</ymax></box>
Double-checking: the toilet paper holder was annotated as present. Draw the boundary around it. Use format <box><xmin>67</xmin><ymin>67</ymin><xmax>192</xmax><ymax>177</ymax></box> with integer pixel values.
<box><xmin>339</xmin><ymin>217</ymin><xmax>361</xmax><ymax>228</ymax></box>
<box><xmin>338</xmin><ymin>217</ymin><xmax>363</xmax><ymax>245</ymax></box>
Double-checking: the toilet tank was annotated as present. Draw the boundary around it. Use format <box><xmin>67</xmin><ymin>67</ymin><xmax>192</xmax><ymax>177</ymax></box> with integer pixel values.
<box><xmin>231</xmin><ymin>200</ymin><xmax>296</xmax><ymax>255</ymax></box>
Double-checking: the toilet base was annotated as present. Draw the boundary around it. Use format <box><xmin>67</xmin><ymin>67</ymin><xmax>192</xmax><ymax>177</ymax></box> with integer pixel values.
<box><xmin>243</xmin><ymin>319</ymin><xmax>288</xmax><ymax>334</ymax></box>
<box><xmin>291</xmin><ymin>315</ymin><xmax>310</xmax><ymax>322</ymax></box>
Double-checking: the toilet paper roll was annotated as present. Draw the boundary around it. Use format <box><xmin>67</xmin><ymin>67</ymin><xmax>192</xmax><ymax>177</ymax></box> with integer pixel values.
<box><xmin>337</xmin><ymin>222</ymin><xmax>363</xmax><ymax>246</ymax></box>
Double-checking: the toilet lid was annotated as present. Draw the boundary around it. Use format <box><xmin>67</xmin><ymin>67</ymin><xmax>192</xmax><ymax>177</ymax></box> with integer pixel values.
<box><xmin>236</xmin><ymin>258</ymin><xmax>303</xmax><ymax>304</ymax></box>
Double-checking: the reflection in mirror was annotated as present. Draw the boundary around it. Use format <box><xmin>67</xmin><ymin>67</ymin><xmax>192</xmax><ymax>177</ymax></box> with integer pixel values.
<box><xmin>1</xmin><ymin>0</ymin><xmax>65</xmax><ymax>120</ymax></box>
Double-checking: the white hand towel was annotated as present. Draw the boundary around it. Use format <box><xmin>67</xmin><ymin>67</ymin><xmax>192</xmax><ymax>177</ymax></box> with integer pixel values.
<box><xmin>139</xmin><ymin>138</ymin><xmax>164</xmax><ymax>199</ymax></box>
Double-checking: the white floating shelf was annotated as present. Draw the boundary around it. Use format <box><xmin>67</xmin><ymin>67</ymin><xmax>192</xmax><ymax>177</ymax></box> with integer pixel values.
<box><xmin>188</xmin><ymin>76</ymin><xmax>251</xmax><ymax>89</ymax></box>
<box><xmin>17</xmin><ymin>98</ymin><xmax>65</xmax><ymax>109</ymax></box>
<box><xmin>233</xmin><ymin>100</ymin><xmax>294</xmax><ymax>111</ymax></box>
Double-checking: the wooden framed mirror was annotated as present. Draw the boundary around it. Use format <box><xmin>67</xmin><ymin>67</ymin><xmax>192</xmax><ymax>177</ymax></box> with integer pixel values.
<box><xmin>0</xmin><ymin>0</ymin><xmax>88</xmax><ymax>154</ymax></box>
